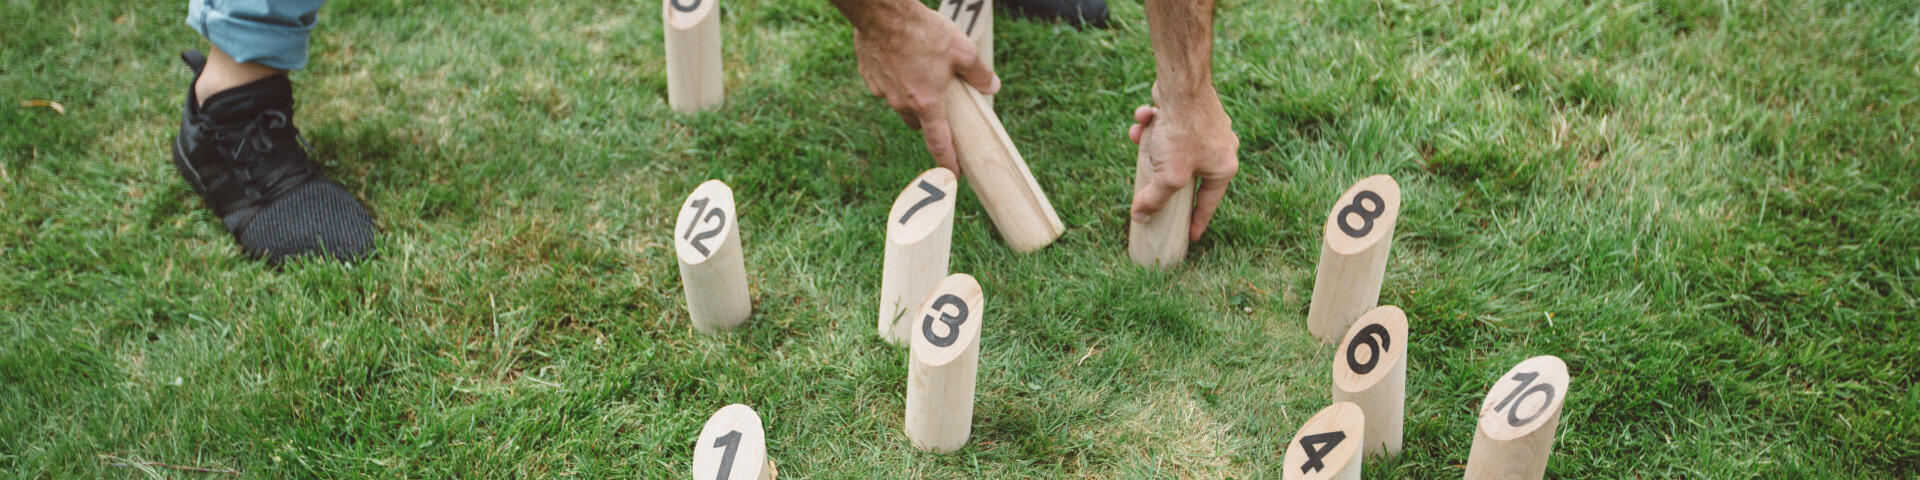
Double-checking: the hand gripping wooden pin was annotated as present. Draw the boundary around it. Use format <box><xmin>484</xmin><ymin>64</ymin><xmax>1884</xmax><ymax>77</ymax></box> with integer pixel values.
<box><xmin>1306</xmin><ymin>174</ymin><xmax>1401</xmax><ymax>342</ymax></box>
<box><xmin>936</xmin><ymin>0</ymin><xmax>992</xmax><ymax>105</ymax></box>
<box><xmin>676</xmin><ymin>180</ymin><xmax>751</xmax><ymax>332</ymax></box>
<box><xmin>1127</xmin><ymin>137</ymin><xmax>1194</xmax><ymax>268</ymax></box>
<box><xmin>663</xmin><ymin>0</ymin><xmax>723</xmax><ymax>112</ymax></box>
<box><xmin>904</xmin><ymin>273</ymin><xmax>986</xmax><ymax>452</ymax></box>
<box><xmin>879</xmin><ymin>168</ymin><xmax>959</xmax><ymax>344</ymax></box>
<box><xmin>1465</xmin><ymin>355</ymin><xmax>1570</xmax><ymax>480</ymax></box>
<box><xmin>1282</xmin><ymin>402</ymin><xmax>1366</xmax><ymax>480</ymax></box>
<box><xmin>1330</xmin><ymin>305</ymin><xmax>1409</xmax><ymax>457</ymax></box>
<box><xmin>691</xmin><ymin>404</ymin><xmax>774</xmax><ymax>480</ymax></box>
<box><xmin>943</xmin><ymin>80</ymin><xmax>1066</xmax><ymax>252</ymax></box>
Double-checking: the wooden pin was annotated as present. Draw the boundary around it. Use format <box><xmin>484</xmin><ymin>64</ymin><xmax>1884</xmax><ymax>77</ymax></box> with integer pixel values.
<box><xmin>1330</xmin><ymin>305</ymin><xmax>1409</xmax><ymax>457</ymax></box>
<box><xmin>944</xmin><ymin>80</ymin><xmax>1065</xmax><ymax>252</ymax></box>
<box><xmin>935</xmin><ymin>0</ymin><xmax>992</xmax><ymax>105</ymax></box>
<box><xmin>1306</xmin><ymin>174</ymin><xmax>1402</xmax><ymax>342</ymax></box>
<box><xmin>1465</xmin><ymin>355</ymin><xmax>1571</xmax><ymax>480</ymax></box>
<box><xmin>1127</xmin><ymin>145</ymin><xmax>1193</xmax><ymax>268</ymax></box>
<box><xmin>1282</xmin><ymin>402</ymin><xmax>1366</xmax><ymax>480</ymax></box>
<box><xmin>676</xmin><ymin>180</ymin><xmax>751</xmax><ymax>332</ymax></box>
<box><xmin>904</xmin><ymin>273</ymin><xmax>986</xmax><ymax>452</ymax></box>
<box><xmin>879</xmin><ymin>168</ymin><xmax>960</xmax><ymax>344</ymax></box>
<box><xmin>663</xmin><ymin>0</ymin><xmax>723</xmax><ymax>112</ymax></box>
<box><xmin>691</xmin><ymin>404</ymin><xmax>773</xmax><ymax>480</ymax></box>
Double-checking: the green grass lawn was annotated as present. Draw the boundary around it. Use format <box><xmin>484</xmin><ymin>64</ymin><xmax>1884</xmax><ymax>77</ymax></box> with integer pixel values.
<box><xmin>4</xmin><ymin>0</ymin><xmax>1917</xmax><ymax>477</ymax></box>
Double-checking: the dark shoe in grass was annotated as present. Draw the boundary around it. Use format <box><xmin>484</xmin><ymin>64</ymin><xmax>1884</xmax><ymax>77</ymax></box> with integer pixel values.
<box><xmin>170</xmin><ymin>50</ymin><xmax>375</xmax><ymax>264</ymax></box>
<box><xmin>998</xmin><ymin>0</ymin><xmax>1108</xmax><ymax>28</ymax></box>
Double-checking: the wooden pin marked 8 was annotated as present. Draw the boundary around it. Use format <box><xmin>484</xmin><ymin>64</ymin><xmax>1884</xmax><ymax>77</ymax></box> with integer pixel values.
<box><xmin>905</xmin><ymin>274</ymin><xmax>985</xmax><ymax>452</ymax></box>
<box><xmin>943</xmin><ymin>79</ymin><xmax>1065</xmax><ymax>252</ymax></box>
<box><xmin>692</xmin><ymin>404</ymin><xmax>773</xmax><ymax>480</ymax></box>
<box><xmin>1330</xmin><ymin>305</ymin><xmax>1408</xmax><ymax>457</ymax></box>
<box><xmin>676</xmin><ymin>180</ymin><xmax>751</xmax><ymax>332</ymax></box>
<box><xmin>1465</xmin><ymin>355</ymin><xmax>1570</xmax><ymax>480</ymax></box>
<box><xmin>936</xmin><ymin>0</ymin><xmax>992</xmax><ymax>104</ymax></box>
<box><xmin>663</xmin><ymin>0</ymin><xmax>722</xmax><ymax>112</ymax></box>
<box><xmin>879</xmin><ymin>168</ymin><xmax>959</xmax><ymax>344</ymax></box>
<box><xmin>1306</xmin><ymin>174</ymin><xmax>1401</xmax><ymax>342</ymax></box>
<box><xmin>1282</xmin><ymin>402</ymin><xmax>1366</xmax><ymax>480</ymax></box>
<box><xmin>1128</xmin><ymin>144</ymin><xmax>1193</xmax><ymax>268</ymax></box>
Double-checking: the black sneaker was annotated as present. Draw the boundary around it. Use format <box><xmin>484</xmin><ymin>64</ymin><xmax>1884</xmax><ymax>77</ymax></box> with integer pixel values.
<box><xmin>999</xmin><ymin>0</ymin><xmax>1108</xmax><ymax>28</ymax></box>
<box><xmin>170</xmin><ymin>50</ymin><xmax>375</xmax><ymax>264</ymax></box>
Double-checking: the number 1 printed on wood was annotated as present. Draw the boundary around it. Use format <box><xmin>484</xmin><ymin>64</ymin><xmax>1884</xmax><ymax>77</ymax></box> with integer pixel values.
<box><xmin>676</xmin><ymin>180</ymin><xmax>752</xmax><ymax>333</ymax></box>
<box><xmin>692</xmin><ymin>404</ymin><xmax>772</xmax><ymax>480</ymax></box>
<box><xmin>1282</xmin><ymin>402</ymin><xmax>1366</xmax><ymax>480</ymax></box>
<box><xmin>1306</xmin><ymin>175</ymin><xmax>1402</xmax><ymax>342</ymax></box>
<box><xmin>880</xmin><ymin>168</ymin><xmax>959</xmax><ymax>344</ymax></box>
<box><xmin>1465</xmin><ymin>355</ymin><xmax>1570</xmax><ymax>480</ymax></box>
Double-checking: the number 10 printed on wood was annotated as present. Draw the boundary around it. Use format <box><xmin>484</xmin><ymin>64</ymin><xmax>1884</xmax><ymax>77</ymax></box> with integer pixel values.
<box><xmin>692</xmin><ymin>404</ymin><xmax>772</xmax><ymax>480</ymax></box>
<box><xmin>676</xmin><ymin>180</ymin><xmax>752</xmax><ymax>332</ymax></box>
<box><xmin>663</xmin><ymin>0</ymin><xmax>722</xmax><ymax>112</ymax></box>
<box><xmin>879</xmin><ymin>168</ymin><xmax>958</xmax><ymax>344</ymax></box>
<box><xmin>1466</xmin><ymin>355</ymin><xmax>1570</xmax><ymax>480</ymax></box>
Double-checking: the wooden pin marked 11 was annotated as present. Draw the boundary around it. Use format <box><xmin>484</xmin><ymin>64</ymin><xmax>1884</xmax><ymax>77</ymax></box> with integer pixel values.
<box><xmin>1306</xmin><ymin>174</ymin><xmax>1401</xmax><ymax>342</ymax></box>
<box><xmin>936</xmin><ymin>0</ymin><xmax>992</xmax><ymax>104</ymax></box>
<box><xmin>944</xmin><ymin>80</ymin><xmax>1065</xmax><ymax>252</ymax></box>
<box><xmin>1127</xmin><ymin>144</ymin><xmax>1193</xmax><ymax>268</ymax></box>
<box><xmin>905</xmin><ymin>273</ymin><xmax>986</xmax><ymax>453</ymax></box>
<box><xmin>692</xmin><ymin>404</ymin><xmax>773</xmax><ymax>480</ymax></box>
<box><xmin>1330</xmin><ymin>305</ymin><xmax>1409</xmax><ymax>457</ymax></box>
<box><xmin>1465</xmin><ymin>355</ymin><xmax>1570</xmax><ymax>480</ymax></box>
<box><xmin>1282</xmin><ymin>402</ymin><xmax>1366</xmax><ymax>480</ymax></box>
<box><xmin>664</xmin><ymin>0</ymin><xmax>722</xmax><ymax>112</ymax></box>
<box><xmin>879</xmin><ymin>168</ymin><xmax>959</xmax><ymax>344</ymax></box>
<box><xmin>676</xmin><ymin>180</ymin><xmax>751</xmax><ymax>332</ymax></box>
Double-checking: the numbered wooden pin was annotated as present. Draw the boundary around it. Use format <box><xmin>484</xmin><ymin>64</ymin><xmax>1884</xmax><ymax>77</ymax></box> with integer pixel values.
<box><xmin>944</xmin><ymin>80</ymin><xmax>1066</xmax><ymax>252</ymax></box>
<box><xmin>1306</xmin><ymin>175</ymin><xmax>1401</xmax><ymax>342</ymax></box>
<box><xmin>1282</xmin><ymin>402</ymin><xmax>1366</xmax><ymax>480</ymax></box>
<box><xmin>936</xmin><ymin>0</ymin><xmax>992</xmax><ymax>104</ymax></box>
<box><xmin>1330</xmin><ymin>305</ymin><xmax>1408</xmax><ymax>457</ymax></box>
<box><xmin>676</xmin><ymin>180</ymin><xmax>751</xmax><ymax>332</ymax></box>
<box><xmin>1465</xmin><ymin>355</ymin><xmax>1570</xmax><ymax>480</ymax></box>
<box><xmin>879</xmin><ymin>168</ymin><xmax>959</xmax><ymax>344</ymax></box>
<box><xmin>663</xmin><ymin>0</ymin><xmax>723</xmax><ymax>112</ymax></box>
<box><xmin>692</xmin><ymin>404</ymin><xmax>773</xmax><ymax>480</ymax></box>
<box><xmin>1127</xmin><ymin>145</ymin><xmax>1193</xmax><ymax>268</ymax></box>
<box><xmin>904</xmin><ymin>273</ymin><xmax>985</xmax><ymax>452</ymax></box>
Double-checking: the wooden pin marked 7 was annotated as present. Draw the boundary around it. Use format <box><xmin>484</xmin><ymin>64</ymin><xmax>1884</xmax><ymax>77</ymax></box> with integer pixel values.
<box><xmin>904</xmin><ymin>273</ymin><xmax>985</xmax><ymax>452</ymax></box>
<box><xmin>936</xmin><ymin>0</ymin><xmax>992</xmax><ymax>104</ymax></box>
<box><xmin>1306</xmin><ymin>174</ymin><xmax>1401</xmax><ymax>342</ymax></box>
<box><xmin>1282</xmin><ymin>402</ymin><xmax>1366</xmax><ymax>480</ymax></box>
<box><xmin>879</xmin><ymin>168</ymin><xmax>958</xmax><ymax>344</ymax></box>
<box><xmin>1465</xmin><ymin>355</ymin><xmax>1570</xmax><ymax>480</ymax></box>
<box><xmin>692</xmin><ymin>404</ymin><xmax>773</xmax><ymax>480</ymax></box>
<box><xmin>1331</xmin><ymin>305</ymin><xmax>1409</xmax><ymax>457</ymax></box>
<box><xmin>663</xmin><ymin>0</ymin><xmax>722</xmax><ymax>112</ymax></box>
<box><xmin>676</xmin><ymin>180</ymin><xmax>751</xmax><ymax>332</ymax></box>
<box><xmin>943</xmin><ymin>80</ymin><xmax>1065</xmax><ymax>252</ymax></box>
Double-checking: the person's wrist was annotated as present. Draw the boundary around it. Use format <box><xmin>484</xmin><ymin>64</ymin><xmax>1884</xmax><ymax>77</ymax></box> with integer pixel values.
<box><xmin>837</xmin><ymin>0</ymin><xmax>911</xmax><ymax>33</ymax></box>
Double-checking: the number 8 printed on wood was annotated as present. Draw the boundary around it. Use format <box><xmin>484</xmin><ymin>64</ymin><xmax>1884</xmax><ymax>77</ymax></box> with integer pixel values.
<box><xmin>676</xmin><ymin>180</ymin><xmax>752</xmax><ymax>333</ymax></box>
<box><xmin>1306</xmin><ymin>174</ymin><xmax>1402</xmax><ymax>343</ymax></box>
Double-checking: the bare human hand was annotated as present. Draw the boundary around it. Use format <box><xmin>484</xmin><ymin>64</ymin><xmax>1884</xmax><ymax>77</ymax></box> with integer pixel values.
<box><xmin>838</xmin><ymin>0</ymin><xmax>1000</xmax><ymax>173</ymax></box>
<box><xmin>1128</xmin><ymin>86</ymin><xmax>1238</xmax><ymax>241</ymax></box>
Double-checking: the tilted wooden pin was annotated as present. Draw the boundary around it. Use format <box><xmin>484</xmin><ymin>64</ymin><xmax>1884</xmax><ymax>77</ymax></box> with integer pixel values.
<box><xmin>1465</xmin><ymin>355</ymin><xmax>1570</xmax><ymax>480</ymax></box>
<box><xmin>1127</xmin><ymin>143</ymin><xmax>1194</xmax><ymax>268</ymax></box>
<box><xmin>935</xmin><ymin>0</ymin><xmax>992</xmax><ymax>105</ymax></box>
<box><xmin>904</xmin><ymin>273</ymin><xmax>986</xmax><ymax>452</ymax></box>
<box><xmin>879</xmin><ymin>168</ymin><xmax>959</xmax><ymax>344</ymax></box>
<box><xmin>944</xmin><ymin>80</ymin><xmax>1065</xmax><ymax>252</ymax></box>
<box><xmin>691</xmin><ymin>404</ymin><xmax>773</xmax><ymax>480</ymax></box>
<box><xmin>676</xmin><ymin>180</ymin><xmax>752</xmax><ymax>332</ymax></box>
<box><xmin>1282</xmin><ymin>402</ymin><xmax>1366</xmax><ymax>480</ymax></box>
<box><xmin>1331</xmin><ymin>305</ymin><xmax>1409</xmax><ymax>457</ymax></box>
<box><xmin>663</xmin><ymin>0</ymin><xmax>723</xmax><ymax>112</ymax></box>
<box><xmin>1306</xmin><ymin>174</ymin><xmax>1401</xmax><ymax>342</ymax></box>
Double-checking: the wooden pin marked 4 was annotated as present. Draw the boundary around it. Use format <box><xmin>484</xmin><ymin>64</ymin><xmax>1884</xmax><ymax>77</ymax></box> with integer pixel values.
<box><xmin>1282</xmin><ymin>402</ymin><xmax>1366</xmax><ymax>480</ymax></box>
<box><xmin>904</xmin><ymin>273</ymin><xmax>985</xmax><ymax>452</ymax></box>
<box><xmin>692</xmin><ymin>404</ymin><xmax>773</xmax><ymax>480</ymax></box>
<box><xmin>879</xmin><ymin>168</ymin><xmax>959</xmax><ymax>344</ymax></box>
<box><xmin>1127</xmin><ymin>144</ymin><xmax>1193</xmax><ymax>268</ymax></box>
<box><xmin>1306</xmin><ymin>174</ymin><xmax>1402</xmax><ymax>342</ymax></box>
<box><xmin>663</xmin><ymin>0</ymin><xmax>722</xmax><ymax>112</ymax></box>
<box><xmin>676</xmin><ymin>180</ymin><xmax>751</xmax><ymax>332</ymax></box>
<box><xmin>936</xmin><ymin>0</ymin><xmax>992</xmax><ymax>105</ymax></box>
<box><xmin>1330</xmin><ymin>305</ymin><xmax>1409</xmax><ymax>457</ymax></box>
<box><xmin>944</xmin><ymin>80</ymin><xmax>1065</xmax><ymax>252</ymax></box>
<box><xmin>1465</xmin><ymin>355</ymin><xmax>1570</xmax><ymax>480</ymax></box>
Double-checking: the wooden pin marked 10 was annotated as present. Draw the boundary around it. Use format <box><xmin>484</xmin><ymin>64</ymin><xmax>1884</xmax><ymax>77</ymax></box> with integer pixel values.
<box><xmin>676</xmin><ymin>180</ymin><xmax>751</xmax><ymax>332</ymax></box>
<box><xmin>1465</xmin><ymin>355</ymin><xmax>1570</xmax><ymax>480</ymax></box>
<box><xmin>1306</xmin><ymin>174</ymin><xmax>1401</xmax><ymax>342</ymax></box>
<box><xmin>663</xmin><ymin>0</ymin><xmax>722</xmax><ymax>112</ymax></box>
<box><xmin>1330</xmin><ymin>305</ymin><xmax>1409</xmax><ymax>457</ymax></box>
<box><xmin>944</xmin><ymin>79</ymin><xmax>1066</xmax><ymax>252</ymax></box>
<box><xmin>904</xmin><ymin>273</ymin><xmax>985</xmax><ymax>452</ymax></box>
<box><xmin>1282</xmin><ymin>402</ymin><xmax>1366</xmax><ymax>480</ymax></box>
<box><xmin>1127</xmin><ymin>145</ymin><xmax>1193</xmax><ymax>268</ymax></box>
<box><xmin>692</xmin><ymin>404</ymin><xmax>773</xmax><ymax>480</ymax></box>
<box><xmin>879</xmin><ymin>168</ymin><xmax>959</xmax><ymax>344</ymax></box>
<box><xmin>936</xmin><ymin>0</ymin><xmax>992</xmax><ymax>104</ymax></box>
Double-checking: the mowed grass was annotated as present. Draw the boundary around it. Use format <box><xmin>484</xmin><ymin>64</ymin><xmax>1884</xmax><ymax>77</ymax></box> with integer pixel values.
<box><xmin>3</xmin><ymin>0</ymin><xmax>1917</xmax><ymax>477</ymax></box>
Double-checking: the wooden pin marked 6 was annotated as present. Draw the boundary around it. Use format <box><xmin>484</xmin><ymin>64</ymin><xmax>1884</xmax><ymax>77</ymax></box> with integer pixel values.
<box><xmin>1306</xmin><ymin>174</ymin><xmax>1401</xmax><ymax>342</ymax></box>
<box><xmin>879</xmin><ymin>168</ymin><xmax>959</xmax><ymax>344</ymax></box>
<box><xmin>676</xmin><ymin>180</ymin><xmax>751</xmax><ymax>332</ymax></box>
<box><xmin>936</xmin><ymin>0</ymin><xmax>992</xmax><ymax>105</ymax></box>
<box><xmin>1127</xmin><ymin>144</ymin><xmax>1194</xmax><ymax>268</ymax></box>
<box><xmin>1282</xmin><ymin>402</ymin><xmax>1366</xmax><ymax>480</ymax></box>
<box><xmin>1331</xmin><ymin>305</ymin><xmax>1409</xmax><ymax>457</ymax></box>
<box><xmin>944</xmin><ymin>79</ymin><xmax>1066</xmax><ymax>252</ymax></box>
<box><xmin>663</xmin><ymin>0</ymin><xmax>722</xmax><ymax>112</ymax></box>
<box><xmin>904</xmin><ymin>273</ymin><xmax>985</xmax><ymax>452</ymax></box>
<box><xmin>692</xmin><ymin>404</ymin><xmax>773</xmax><ymax>480</ymax></box>
<box><xmin>1465</xmin><ymin>355</ymin><xmax>1570</xmax><ymax>480</ymax></box>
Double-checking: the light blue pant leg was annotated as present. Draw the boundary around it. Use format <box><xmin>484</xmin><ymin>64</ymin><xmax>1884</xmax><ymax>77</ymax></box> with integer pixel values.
<box><xmin>185</xmin><ymin>0</ymin><xmax>328</xmax><ymax>71</ymax></box>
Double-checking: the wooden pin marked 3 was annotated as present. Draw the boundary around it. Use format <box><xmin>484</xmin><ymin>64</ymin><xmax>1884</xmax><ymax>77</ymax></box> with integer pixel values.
<box><xmin>1306</xmin><ymin>174</ymin><xmax>1401</xmax><ymax>342</ymax></box>
<box><xmin>879</xmin><ymin>168</ymin><xmax>959</xmax><ymax>344</ymax></box>
<box><xmin>1330</xmin><ymin>305</ymin><xmax>1409</xmax><ymax>457</ymax></box>
<box><xmin>1465</xmin><ymin>355</ymin><xmax>1570</xmax><ymax>480</ymax></box>
<box><xmin>904</xmin><ymin>273</ymin><xmax>985</xmax><ymax>452</ymax></box>
<box><xmin>1127</xmin><ymin>144</ymin><xmax>1193</xmax><ymax>268</ymax></box>
<box><xmin>692</xmin><ymin>404</ymin><xmax>773</xmax><ymax>480</ymax></box>
<box><xmin>676</xmin><ymin>180</ymin><xmax>751</xmax><ymax>332</ymax></box>
<box><xmin>1282</xmin><ymin>402</ymin><xmax>1366</xmax><ymax>480</ymax></box>
<box><xmin>944</xmin><ymin>80</ymin><xmax>1065</xmax><ymax>252</ymax></box>
<box><xmin>664</xmin><ymin>0</ymin><xmax>722</xmax><ymax>112</ymax></box>
<box><xmin>936</xmin><ymin>0</ymin><xmax>992</xmax><ymax>105</ymax></box>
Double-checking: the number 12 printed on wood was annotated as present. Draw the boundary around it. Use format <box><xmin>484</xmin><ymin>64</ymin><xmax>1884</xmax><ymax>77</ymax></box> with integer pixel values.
<box><xmin>676</xmin><ymin>180</ymin><xmax>752</xmax><ymax>332</ymax></box>
<box><xmin>692</xmin><ymin>404</ymin><xmax>772</xmax><ymax>480</ymax></box>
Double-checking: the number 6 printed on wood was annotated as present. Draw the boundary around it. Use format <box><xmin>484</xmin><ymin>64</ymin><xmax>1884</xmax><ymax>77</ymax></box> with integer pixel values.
<box><xmin>676</xmin><ymin>180</ymin><xmax>752</xmax><ymax>333</ymax></box>
<box><xmin>1465</xmin><ymin>355</ymin><xmax>1570</xmax><ymax>480</ymax></box>
<box><xmin>1331</xmin><ymin>305</ymin><xmax>1409</xmax><ymax>457</ymax></box>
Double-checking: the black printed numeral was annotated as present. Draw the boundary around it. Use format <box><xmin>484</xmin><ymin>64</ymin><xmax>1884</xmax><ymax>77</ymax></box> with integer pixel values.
<box><xmin>671</xmin><ymin>0</ymin><xmax>701</xmax><ymax>13</ymax></box>
<box><xmin>684</xmin><ymin>197</ymin><xmax>728</xmax><ymax>257</ymax></box>
<box><xmin>945</xmin><ymin>0</ymin><xmax>985</xmax><ymax>35</ymax></box>
<box><xmin>898</xmin><ymin>180</ymin><xmax>947</xmax><ymax>224</ymax></box>
<box><xmin>1337</xmin><ymin>190</ymin><xmax>1386</xmax><ymax>238</ymax></box>
<box><xmin>1493</xmin><ymin>371</ymin><xmax>1557</xmax><ymax>427</ymax></box>
<box><xmin>921</xmin><ymin>294</ymin><xmax>969</xmax><ymax>347</ymax></box>
<box><xmin>1344</xmin><ymin>323</ymin><xmax>1391</xmax><ymax>375</ymax></box>
<box><xmin>1297</xmin><ymin>431</ymin><xmax>1346</xmax><ymax>474</ymax></box>
<box><xmin>710</xmin><ymin>430</ymin><xmax>741</xmax><ymax>480</ymax></box>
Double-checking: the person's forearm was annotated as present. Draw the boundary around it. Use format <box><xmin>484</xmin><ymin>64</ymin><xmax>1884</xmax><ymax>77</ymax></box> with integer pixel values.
<box><xmin>829</xmin><ymin>0</ymin><xmax>914</xmax><ymax>31</ymax></box>
<box><xmin>1144</xmin><ymin>0</ymin><xmax>1218</xmax><ymax>107</ymax></box>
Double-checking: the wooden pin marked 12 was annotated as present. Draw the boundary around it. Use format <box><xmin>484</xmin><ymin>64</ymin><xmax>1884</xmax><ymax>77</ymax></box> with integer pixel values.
<box><xmin>904</xmin><ymin>273</ymin><xmax>985</xmax><ymax>452</ymax></box>
<box><xmin>1330</xmin><ymin>305</ymin><xmax>1409</xmax><ymax>457</ymax></box>
<box><xmin>879</xmin><ymin>168</ymin><xmax>959</xmax><ymax>344</ymax></box>
<box><xmin>1282</xmin><ymin>402</ymin><xmax>1366</xmax><ymax>480</ymax></box>
<box><xmin>676</xmin><ymin>180</ymin><xmax>751</xmax><ymax>332</ymax></box>
<box><xmin>1465</xmin><ymin>355</ymin><xmax>1570</xmax><ymax>480</ymax></box>
<box><xmin>663</xmin><ymin>0</ymin><xmax>723</xmax><ymax>112</ymax></box>
<box><xmin>936</xmin><ymin>0</ymin><xmax>992</xmax><ymax>105</ymax></box>
<box><xmin>1127</xmin><ymin>145</ymin><xmax>1193</xmax><ymax>268</ymax></box>
<box><xmin>1306</xmin><ymin>174</ymin><xmax>1401</xmax><ymax>342</ymax></box>
<box><xmin>944</xmin><ymin>80</ymin><xmax>1065</xmax><ymax>252</ymax></box>
<box><xmin>692</xmin><ymin>404</ymin><xmax>773</xmax><ymax>480</ymax></box>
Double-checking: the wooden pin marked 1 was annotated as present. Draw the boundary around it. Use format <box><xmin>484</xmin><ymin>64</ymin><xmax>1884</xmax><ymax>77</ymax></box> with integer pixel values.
<box><xmin>936</xmin><ymin>0</ymin><xmax>992</xmax><ymax>105</ymax></box>
<box><xmin>1282</xmin><ymin>402</ymin><xmax>1366</xmax><ymax>480</ymax></box>
<box><xmin>1306</xmin><ymin>174</ymin><xmax>1401</xmax><ymax>343</ymax></box>
<box><xmin>1330</xmin><ymin>305</ymin><xmax>1409</xmax><ymax>457</ymax></box>
<box><xmin>663</xmin><ymin>0</ymin><xmax>722</xmax><ymax>112</ymax></box>
<box><xmin>692</xmin><ymin>404</ymin><xmax>773</xmax><ymax>480</ymax></box>
<box><xmin>676</xmin><ymin>180</ymin><xmax>751</xmax><ymax>332</ymax></box>
<box><xmin>1465</xmin><ymin>355</ymin><xmax>1570</xmax><ymax>480</ymax></box>
<box><xmin>904</xmin><ymin>273</ymin><xmax>985</xmax><ymax>453</ymax></box>
<box><xmin>1127</xmin><ymin>145</ymin><xmax>1193</xmax><ymax>268</ymax></box>
<box><xmin>944</xmin><ymin>80</ymin><xmax>1065</xmax><ymax>252</ymax></box>
<box><xmin>879</xmin><ymin>168</ymin><xmax>959</xmax><ymax>344</ymax></box>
